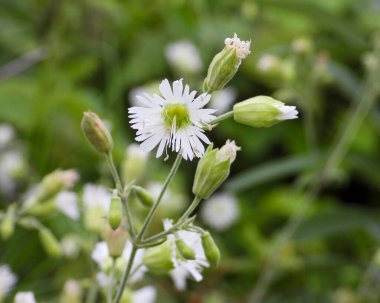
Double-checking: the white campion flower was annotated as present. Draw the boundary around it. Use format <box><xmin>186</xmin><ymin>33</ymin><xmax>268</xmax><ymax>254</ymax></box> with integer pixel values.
<box><xmin>129</xmin><ymin>79</ymin><xmax>216</xmax><ymax>160</ymax></box>
<box><xmin>164</xmin><ymin>219</ymin><xmax>209</xmax><ymax>290</ymax></box>
<box><xmin>14</xmin><ymin>292</ymin><xmax>36</xmax><ymax>303</ymax></box>
<box><xmin>55</xmin><ymin>191</ymin><xmax>80</xmax><ymax>220</ymax></box>
<box><xmin>165</xmin><ymin>40</ymin><xmax>203</xmax><ymax>73</ymax></box>
<box><xmin>209</xmin><ymin>87</ymin><xmax>237</xmax><ymax>114</ymax></box>
<box><xmin>201</xmin><ymin>193</ymin><xmax>239</xmax><ymax>231</ymax></box>
<box><xmin>0</xmin><ymin>265</ymin><xmax>17</xmax><ymax>300</ymax></box>
<box><xmin>0</xmin><ymin>124</ymin><xmax>15</xmax><ymax>149</ymax></box>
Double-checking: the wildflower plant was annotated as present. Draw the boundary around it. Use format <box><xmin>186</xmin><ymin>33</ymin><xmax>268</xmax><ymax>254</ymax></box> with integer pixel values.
<box><xmin>80</xmin><ymin>33</ymin><xmax>299</xmax><ymax>303</ymax></box>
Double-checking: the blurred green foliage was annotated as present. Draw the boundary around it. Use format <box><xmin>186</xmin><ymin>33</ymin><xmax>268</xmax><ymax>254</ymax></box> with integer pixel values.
<box><xmin>1</xmin><ymin>0</ymin><xmax>380</xmax><ymax>302</ymax></box>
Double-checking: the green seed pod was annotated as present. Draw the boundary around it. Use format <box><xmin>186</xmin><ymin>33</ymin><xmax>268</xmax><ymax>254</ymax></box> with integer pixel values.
<box><xmin>175</xmin><ymin>238</ymin><xmax>196</xmax><ymax>260</ymax></box>
<box><xmin>108</xmin><ymin>195</ymin><xmax>122</xmax><ymax>230</ymax></box>
<box><xmin>39</xmin><ymin>228</ymin><xmax>61</xmax><ymax>257</ymax></box>
<box><xmin>233</xmin><ymin>96</ymin><xmax>298</xmax><ymax>128</ymax></box>
<box><xmin>201</xmin><ymin>232</ymin><xmax>220</xmax><ymax>267</ymax></box>
<box><xmin>81</xmin><ymin>111</ymin><xmax>113</xmax><ymax>153</ymax></box>
<box><xmin>133</xmin><ymin>186</ymin><xmax>154</xmax><ymax>208</ymax></box>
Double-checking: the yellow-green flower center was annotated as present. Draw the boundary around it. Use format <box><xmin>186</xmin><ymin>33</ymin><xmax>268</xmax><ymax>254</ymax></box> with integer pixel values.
<box><xmin>162</xmin><ymin>103</ymin><xmax>191</xmax><ymax>130</ymax></box>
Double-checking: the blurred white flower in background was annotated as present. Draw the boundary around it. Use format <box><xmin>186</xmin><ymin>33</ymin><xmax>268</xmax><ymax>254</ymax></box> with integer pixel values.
<box><xmin>0</xmin><ymin>124</ymin><xmax>15</xmax><ymax>149</ymax></box>
<box><xmin>82</xmin><ymin>184</ymin><xmax>111</xmax><ymax>232</ymax></box>
<box><xmin>256</xmin><ymin>54</ymin><xmax>281</xmax><ymax>72</ymax></box>
<box><xmin>0</xmin><ymin>150</ymin><xmax>24</xmax><ymax>196</ymax></box>
<box><xmin>60</xmin><ymin>235</ymin><xmax>81</xmax><ymax>258</ymax></box>
<box><xmin>209</xmin><ymin>87</ymin><xmax>237</xmax><ymax>114</ymax></box>
<box><xmin>0</xmin><ymin>264</ymin><xmax>17</xmax><ymax>300</ymax></box>
<box><xmin>165</xmin><ymin>40</ymin><xmax>203</xmax><ymax>73</ymax></box>
<box><xmin>131</xmin><ymin>286</ymin><xmax>156</xmax><ymax>303</ymax></box>
<box><xmin>201</xmin><ymin>193</ymin><xmax>239</xmax><ymax>231</ymax></box>
<box><xmin>14</xmin><ymin>291</ymin><xmax>36</xmax><ymax>303</ymax></box>
<box><xmin>55</xmin><ymin>191</ymin><xmax>80</xmax><ymax>220</ymax></box>
<box><xmin>92</xmin><ymin>241</ymin><xmax>147</xmax><ymax>286</ymax></box>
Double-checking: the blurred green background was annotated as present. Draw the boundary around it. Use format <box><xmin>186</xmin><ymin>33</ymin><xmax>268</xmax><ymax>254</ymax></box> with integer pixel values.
<box><xmin>1</xmin><ymin>0</ymin><xmax>380</xmax><ymax>302</ymax></box>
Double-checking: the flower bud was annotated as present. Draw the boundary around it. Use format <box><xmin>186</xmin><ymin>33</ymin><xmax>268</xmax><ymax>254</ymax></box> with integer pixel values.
<box><xmin>143</xmin><ymin>241</ymin><xmax>175</xmax><ymax>274</ymax></box>
<box><xmin>204</xmin><ymin>34</ymin><xmax>251</xmax><ymax>93</ymax></box>
<box><xmin>121</xmin><ymin>144</ymin><xmax>149</xmax><ymax>184</ymax></box>
<box><xmin>102</xmin><ymin>223</ymin><xmax>128</xmax><ymax>258</ymax></box>
<box><xmin>108</xmin><ymin>195</ymin><xmax>122</xmax><ymax>230</ymax></box>
<box><xmin>233</xmin><ymin>96</ymin><xmax>298</xmax><ymax>128</ymax></box>
<box><xmin>39</xmin><ymin>228</ymin><xmax>61</xmax><ymax>257</ymax></box>
<box><xmin>201</xmin><ymin>232</ymin><xmax>220</xmax><ymax>267</ymax></box>
<box><xmin>193</xmin><ymin>140</ymin><xmax>240</xmax><ymax>199</ymax></box>
<box><xmin>36</xmin><ymin>169</ymin><xmax>79</xmax><ymax>202</ymax></box>
<box><xmin>175</xmin><ymin>238</ymin><xmax>195</xmax><ymax>260</ymax></box>
<box><xmin>133</xmin><ymin>186</ymin><xmax>154</xmax><ymax>208</ymax></box>
<box><xmin>81</xmin><ymin>111</ymin><xmax>113</xmax><ymax>153</ymax></box>
<box><xmin>1</xmin><ymin>204</ymin><xmax>16</xmax><ymax>240</ymax></box>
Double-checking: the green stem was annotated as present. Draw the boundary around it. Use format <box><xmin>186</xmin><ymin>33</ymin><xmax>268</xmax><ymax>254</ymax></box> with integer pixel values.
<box><xmin>136</xmin><ymin>153</ymin><xmax>182</xmax><ymax>241</ymax></box>
<box><xmin>142</xmin><ymin>196</ymin><xmax>202</xmax><ymax>244</ymax></box>
<box><xmin>113</xmin><ymin>246</ymin><xmax>138</xmax><ymax>303</ymax></box>
<box><xmin>207</xmin><ymin>111</ymin><xmax>233</xmax><ymax>127</ymax></box>
<box><xmin>106</xmin><ymin>152</ymin><xmax>135</xmax><ymax>236</ymax></box>
<box><xmin>178</xmin><ymin>195</ymin><xmax>202</xmax><ymax>222</ymax></box>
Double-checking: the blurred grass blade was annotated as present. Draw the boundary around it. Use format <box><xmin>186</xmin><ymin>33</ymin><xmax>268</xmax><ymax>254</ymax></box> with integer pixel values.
<box><xmin>225</xmin><ymin>153</ymin><xmax>320</xmax><ymax>192</ymax></box>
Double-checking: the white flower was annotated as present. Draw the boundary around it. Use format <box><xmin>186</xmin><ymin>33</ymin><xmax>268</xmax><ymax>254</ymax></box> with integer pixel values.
<box><xmin>55</xmin><ymin>191</ymin><xmax>80</xmax><ymax>220</ymax></box>
<box><xmin>224</xmin><ymin>33</ymin><xmax>251</xmax><ymax>59</ymax></box>
<box><xmin>165</xmin><ymin>40</ymin><xmax>203</xmax><ymax>73</ymax></box>
<box><xmin>129</xmin><ymin>79</ymin><xmax>216</xmax><ymax>160</ymax></box>
<box><xmin>14</xmin><ymin>292</ymin><xmax>36</xmax><ymax>303</ymax></box>
<box><xmin>118</xmin><ymin>241</ymin><xmax>147</xmax><ymax>284</ymax></box>
<box><xmin>92</xmin><ymin>241</ymin><xmax>147</xmax><ymax>286</ymax></box>
<box><xmin>0</xmin><ymin>124</ymin><xmax>15</xmax><ymax>149</ymax></box>
<box><xmin>276</xmin><ymin>104</ymin><xmax>299</xmax><ymax>120</ymax></box>
<box><xmin>61</xmin><ymin>235</ymin><xmax>80</xmax><ymax>258</ymax></box>
<box><xmin>201</xmin><ymin>193</ymin><xmax>239</xmax><ymax>231</ymax></box>
<box><xmin>209</xmin><ymin>87</ymin><xmax>237</xmax><ymax>114</ymax></box>
<box><xmin>163</xmin><ymin>219</ymin><xmax>209</xmax><ymax>290</ymax></box>
<box><xmin>83</xmin><ymin>184</ymin><xmax>111</xmax><ymax>212</ymax></box>
<box><xmin>0</xmin><ymin>265</ymin><xmax>17</xmax><ymax>299</ymax></box>
<box><xmin>132</xmin><ymin>286</ymin><xmax>156</xmax><ymax>303</ymax></box>
<box><xmin>91</xmin><ymin>242</ymin><xmax>112</xmax><ymax>270</ymax></box>
<box><xmin>82</xmin><ymin>183</ymin><xmax>111</xmax><ymax>231</ymax></box>
<box><xmin>0</xmin><ymin>150</ymin><xmax>24</xmax><ymax>195</ymax></box>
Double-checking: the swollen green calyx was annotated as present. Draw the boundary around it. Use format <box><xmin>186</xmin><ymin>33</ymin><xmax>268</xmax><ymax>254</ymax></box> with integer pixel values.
<box><xmin>163</xmin><ymin>103</ymin><xmax>191</xmax><ymax>130</ymax></box>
